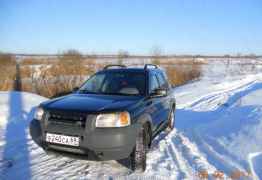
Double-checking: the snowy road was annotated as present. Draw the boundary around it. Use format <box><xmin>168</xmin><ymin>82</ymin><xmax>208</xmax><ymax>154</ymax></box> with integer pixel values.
<box><xmin>1</xmin><ymin>73</ymin><xmax>262</xmax><ymax>179</ymax></box>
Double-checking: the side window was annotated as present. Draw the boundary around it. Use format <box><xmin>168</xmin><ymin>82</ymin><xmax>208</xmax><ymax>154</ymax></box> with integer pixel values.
<box><xmin>149</xmin><ymin>74</ymin><xmax>160</xmax><ymax>93</ymax></box>
<box><xmin>157</xmin><ymin>72</ymin><xmax>169</xmax><ymax>89</ymax></box>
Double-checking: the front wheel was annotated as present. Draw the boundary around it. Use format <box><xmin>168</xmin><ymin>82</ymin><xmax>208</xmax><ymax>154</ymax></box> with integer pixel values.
<box><xmin>166</xmin><ymin>108</ymin><xmax>175</xmax><ymax>132</ymax></box>
<box><xmin>129</xmin><ymin>126</ymin><xmax>147</xmax><ymax>172</ymax></box>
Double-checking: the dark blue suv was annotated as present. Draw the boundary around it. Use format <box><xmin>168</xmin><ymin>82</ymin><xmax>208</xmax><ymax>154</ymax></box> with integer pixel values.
<box><xmin>30</xmin><ymin>64</ymin><xmax>176</xmax><ymax>172</ymax></box>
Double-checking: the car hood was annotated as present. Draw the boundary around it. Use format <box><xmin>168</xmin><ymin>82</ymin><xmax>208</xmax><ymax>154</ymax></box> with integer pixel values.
<box><xmin>42</xmin><ymin>93</ymin><xmax>143</xmax><ymax>113</ymax></box>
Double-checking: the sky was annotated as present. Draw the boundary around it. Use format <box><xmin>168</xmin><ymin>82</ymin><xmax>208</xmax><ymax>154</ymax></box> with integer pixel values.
<box><xmin>0</xmin><ymin>0</ymin><xmax>262</xmax><ymax>55</ymax></box>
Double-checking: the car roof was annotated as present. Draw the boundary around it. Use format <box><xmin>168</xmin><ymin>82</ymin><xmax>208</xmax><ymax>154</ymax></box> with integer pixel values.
<box><xmin>99</xmin><ymin>67</ymin><xmax>163</xmax><ymax>74</ymax></box>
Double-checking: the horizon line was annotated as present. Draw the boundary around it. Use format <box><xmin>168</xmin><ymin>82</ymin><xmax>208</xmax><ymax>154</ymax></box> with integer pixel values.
<box><xmin>2</xmin><ymin>52</ymin><xmax>262</xmax><ymax>59</ymax></box>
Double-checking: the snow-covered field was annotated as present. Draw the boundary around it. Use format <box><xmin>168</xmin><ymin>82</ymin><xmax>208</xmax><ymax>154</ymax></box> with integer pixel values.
<box><xmin>1</xmin><ymin>63</ymin><xmax>262</xmax><ymax>179</ymax></box>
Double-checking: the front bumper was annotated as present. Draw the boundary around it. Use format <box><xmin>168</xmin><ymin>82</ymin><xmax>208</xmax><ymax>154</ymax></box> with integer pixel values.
<box><xmin>30</xmin><ymin>115</ymin><xmax>140</xmax><ymax>160</ymax></box>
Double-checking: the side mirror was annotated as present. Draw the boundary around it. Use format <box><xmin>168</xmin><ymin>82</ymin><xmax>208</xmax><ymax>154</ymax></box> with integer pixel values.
<box><xmin>150</xmin><ymin>88</ymin><xmax>167</xmax><ymax>97</ymax></box>
<box><xmin>72</xmin><ymin>87</ymin><xmax>79</xmax><ymax>93</ymax></box>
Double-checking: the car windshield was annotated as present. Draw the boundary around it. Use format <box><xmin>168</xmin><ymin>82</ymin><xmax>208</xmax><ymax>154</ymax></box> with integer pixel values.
<box><xmin>79</xmin><ymin>71</ymin><xmax>146</xmax><ymax>96</ymax></box>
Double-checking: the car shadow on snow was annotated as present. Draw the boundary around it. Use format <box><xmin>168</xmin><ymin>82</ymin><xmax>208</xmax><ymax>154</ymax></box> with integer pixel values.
<box><xmin>175</xmin><ymin>82</ymin><xmax>262</xmax><ymax>176</ymax></box>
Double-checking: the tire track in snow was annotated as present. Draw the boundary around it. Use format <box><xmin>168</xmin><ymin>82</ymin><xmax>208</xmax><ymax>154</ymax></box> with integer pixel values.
<box><xmin>170</xmin><ymin>77</ymin><xmax>260</xmax><ymax>179</ymax></box>
<box><xmin>192</xmin><ymin>131</ymin><xmax>247</xmax><ymax>178</ymax></box>
<box><xmin>181</xmin><ymin>80</ymin><xmax>259</xmax><ymax>178</ymax></box>
<box><xmin>169</xmin><ymin>132</ymin><xmax>218</xmax><ymax>178</ymax></box>
<box><xmin>178</xmin><ymin>78</ymin><xmax>257</xmax><ymax>109</ymax></box>
<box><xmin>165</xmin><ymin>136</ymin><xmax>191</xmax><ymax>179</ymax></box>
<box><xmin>148</xmin><ymin>130</ymin><xmax>218</xmax><ymax>179</ymax></box>
<box><xmin>147</xmin><ymin>131</ymin><xmax>188</xmax><ymax>179</ymax></box>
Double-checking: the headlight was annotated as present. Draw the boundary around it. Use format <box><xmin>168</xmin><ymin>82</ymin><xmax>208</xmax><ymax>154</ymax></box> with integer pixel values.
<box><xmin>34</xmin><ymin>107</ymin><xmax>44</xmax><ymax>121</ymax></box>
<box><xmin>95</xmin><ymin>112</ymin><xmax>130</xmax><ymax>128</ymax></box>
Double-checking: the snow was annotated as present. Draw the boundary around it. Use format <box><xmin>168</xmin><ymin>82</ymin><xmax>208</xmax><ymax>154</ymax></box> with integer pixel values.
<box><xmin>1</xmin><ymin>62</ymin><xmax>262</xmax><ymax>179</ymax></box>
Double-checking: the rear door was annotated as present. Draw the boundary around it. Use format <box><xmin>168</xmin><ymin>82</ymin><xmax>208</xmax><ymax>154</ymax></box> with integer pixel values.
<box><xmin>156</xmin><ymin>71</ymin><xmax>171</xmax><ymax>124</ymax></box>
<box><xmin>147</xmin><ymin>72</ymin><xmax>163</xmax><ymax>131</ymax></box>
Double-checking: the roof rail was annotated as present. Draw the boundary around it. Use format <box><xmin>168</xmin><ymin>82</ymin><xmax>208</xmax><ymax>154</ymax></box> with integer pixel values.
<box><xmin>103</xmin><ymin>64</ymin><xmax>127</xmax><ymax>70</ymax></box>
<box><xmin>144</xmin><ymin>64</ymin><xmax>158</xmax><ymax>70</ymax></box>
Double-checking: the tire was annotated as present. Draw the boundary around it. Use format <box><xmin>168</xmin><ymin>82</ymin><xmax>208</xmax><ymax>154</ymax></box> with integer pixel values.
<box><xmin>166</xmin><ymin>107</ymin><xmax>175</xmax><ymax>132</ymax></box>
<box><xmin>130</xmin><ymin>126</ymin><xmax>147</xmax><ymax>172</ymax></box>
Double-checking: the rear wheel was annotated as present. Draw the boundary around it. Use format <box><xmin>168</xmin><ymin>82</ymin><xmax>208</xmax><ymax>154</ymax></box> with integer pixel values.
<box><xmin>129</xmin><ymin>126</ymin><xmax>147</xmax><ymax>172</ymax></box>
<box><xmin>166</xmin><ymin>108</ymin><xmax>175</xmax><ymax>132</ymax></box>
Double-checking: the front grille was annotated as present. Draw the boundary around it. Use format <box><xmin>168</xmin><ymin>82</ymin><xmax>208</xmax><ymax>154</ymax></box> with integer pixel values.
<box><xmin>47</xmin><ymin>111</ymin><xmax>87</xmax><ymax>127</ymax></box>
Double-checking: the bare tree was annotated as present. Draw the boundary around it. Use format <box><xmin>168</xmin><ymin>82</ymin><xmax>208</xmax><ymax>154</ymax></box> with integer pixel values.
<box><xmin>150</xmin><ymin>46</ymin><xmax>163</xmax><ymax>65</ymax></box>
<box><xmin>248</xmin><ymin>53</ymin><xmax>256</xmax><ymax>58</ymax></box>
<box><xmin>117</xmin><ymin>50</ymin><xmax>129</xmax><ymax>65</ymax></box>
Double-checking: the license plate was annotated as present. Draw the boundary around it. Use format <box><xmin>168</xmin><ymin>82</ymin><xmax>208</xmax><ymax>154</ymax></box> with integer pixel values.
<box><xmin>46</xmin><ymin>133</ymin><xmax>79</xmax><ymax>146</ymax></box>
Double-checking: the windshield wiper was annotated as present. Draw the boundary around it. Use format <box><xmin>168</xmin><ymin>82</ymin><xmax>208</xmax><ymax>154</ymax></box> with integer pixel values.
<box><xmin>78</xmin><ymin>90</ymin><xmax>99</xmax><ymax>94</ymax></box>
<box><xmin>79</xmin><ymin>90</ymin><xmax>140</xmax><ymax>96</ymax></box>
<box><xmin>101</xmin><ymin>92</ymin><xmax>139</xmax><ymax>96</ymax></box>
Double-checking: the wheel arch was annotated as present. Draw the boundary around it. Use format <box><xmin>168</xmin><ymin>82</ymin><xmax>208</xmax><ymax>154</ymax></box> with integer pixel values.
<box><xmin>136</xmin><ymin>114</ymin><xmax>153</xmax><ymax>131</ymax></box>
<box><xmin>135</xmin><ymin>114</ymin><xmax>153</xmax><ymax>147</ymax></box>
